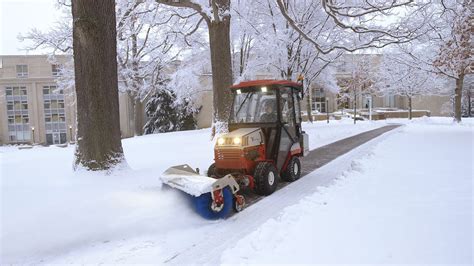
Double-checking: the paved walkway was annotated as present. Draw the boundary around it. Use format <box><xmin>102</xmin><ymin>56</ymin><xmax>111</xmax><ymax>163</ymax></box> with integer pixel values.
<box><xmin>244</xmin><ymin>124</ymin><xmax>402</xmax><ymax>205</ymax></box>
<box><xmin>300</xmin><ymin>124</ymin><xmax>401</xmax><ymax>176</ymax></box>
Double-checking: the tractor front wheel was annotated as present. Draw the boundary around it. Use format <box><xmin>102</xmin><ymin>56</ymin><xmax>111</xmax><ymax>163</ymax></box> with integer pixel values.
<box><xmin>254</xmin><ymin>162</ymin><xmax>279</xmax><ymax>196</ymax></box>
<box><xmin>282</xmin><ymin>156</ymin><xmax>301</xmax><ymax>182</ymax></box>
<box><xmin>207</xmin><ymin>163</ymin><xmax>216</xmax><ymax>177</ymax></box>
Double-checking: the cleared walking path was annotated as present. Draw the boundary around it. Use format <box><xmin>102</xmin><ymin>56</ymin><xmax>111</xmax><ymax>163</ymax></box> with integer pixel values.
<box><xmin>300</xmin><ymin>124</ymin><xmax>401</xmax><ymax>175</ymax></box>
<box><xmin>243</xmin><ymin>124</ymin><xmax>402</xmax><ymax>206</ymax></box>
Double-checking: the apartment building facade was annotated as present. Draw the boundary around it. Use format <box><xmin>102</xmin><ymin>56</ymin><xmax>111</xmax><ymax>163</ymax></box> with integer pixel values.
<box><xmin>0</xmin><ymin>55</ymin><xmax>136</xmax><ymax>145</ymax></box>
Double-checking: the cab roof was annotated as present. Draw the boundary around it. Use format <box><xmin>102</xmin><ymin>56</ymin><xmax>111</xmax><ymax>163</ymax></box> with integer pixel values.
<box><xmin>230</xmin><ymin>79</ymin><xmax>303</xmax><ymax>90</ymax></box>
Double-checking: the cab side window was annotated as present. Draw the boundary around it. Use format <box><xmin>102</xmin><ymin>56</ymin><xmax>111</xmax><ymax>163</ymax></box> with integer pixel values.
<box><xmin>280</xmin><ymin>87</ymin><xmax>295</xmax><ymax>127</ymax></box>
<box><xmin>293</xmin><ymin>89</ymin><xmax>301</xmax><ymax>123</ymax></box>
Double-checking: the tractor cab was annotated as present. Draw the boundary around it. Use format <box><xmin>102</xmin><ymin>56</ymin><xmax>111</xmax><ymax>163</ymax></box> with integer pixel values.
<box><xmin>209</xmin><ymin>80</ymin><xmax>309</xmax><ymax>196</ymax></box>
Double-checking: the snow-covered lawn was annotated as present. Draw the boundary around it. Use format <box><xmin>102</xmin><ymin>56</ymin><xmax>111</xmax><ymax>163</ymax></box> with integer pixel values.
<box><xmin>222</xmin><ymin>119</ymin><xmax>473</xmax><ymax>264</ymax></box>
<box><xmin>1</xmin><ymin>117</ymin><xmax>472</xmax><ymax>264</ymax></box>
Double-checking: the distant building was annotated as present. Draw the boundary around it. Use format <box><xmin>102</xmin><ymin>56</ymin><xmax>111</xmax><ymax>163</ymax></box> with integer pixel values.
<box><xmin>0</xmin><ymin>54</ymin><xmax>464</xmax><ymax>145</ymax></box>
<box><xmin>291</xmin><ymin>54</ymin><xmax>457</xmax><ymax>121</ymax></box>
<box><xmin>189</xmin><ymin>54</ymin><xmax>457</xmax><ymax>126</ymax></box>
<box><xmin>0</xmin><ymin>55</ymin><xmax>136</xmax><ymax>145</ymax></box>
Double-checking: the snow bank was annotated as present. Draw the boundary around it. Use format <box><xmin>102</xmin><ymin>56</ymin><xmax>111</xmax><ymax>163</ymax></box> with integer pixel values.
<box><xmin>221</xmin><ymin>120</ymin><xmax>473</xmax><ymax>264</ymax></box>
<box><xmin>0</xmin><ymin>129</ymin><xmax>215</xmax><ymax>263</ymax></box>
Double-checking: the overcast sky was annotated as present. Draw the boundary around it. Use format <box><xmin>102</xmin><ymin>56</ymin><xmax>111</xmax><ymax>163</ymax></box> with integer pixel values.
<box><xmin>0</xmin><ymin>0</ymin><xmax>63</xmax><ymax>55</ymax></box>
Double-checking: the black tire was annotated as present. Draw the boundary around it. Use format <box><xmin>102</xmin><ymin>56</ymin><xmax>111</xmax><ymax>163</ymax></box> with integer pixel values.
<box><xmin>281</xmin><ymin>156</ymin><xmax>301</xmax><ymax>182</ymax></box>
<box><xmin>254</xmin><ymin>162</ymin><xmax>279</xmax><ymax>196</ymax></box>
<box><xmin>207</xmin><ymin>163</ymin><xmax>216</xmax><ymax>177</ymax></box>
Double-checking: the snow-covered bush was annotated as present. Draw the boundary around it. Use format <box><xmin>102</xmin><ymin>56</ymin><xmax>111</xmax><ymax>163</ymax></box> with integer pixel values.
<box><xmin>144</xmin><ymin>88</ymin><xmax>199</xmax><ymax>134</ymax></box>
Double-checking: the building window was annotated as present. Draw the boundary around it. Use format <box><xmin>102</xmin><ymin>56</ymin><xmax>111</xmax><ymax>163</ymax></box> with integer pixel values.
<box><xmin>16</xmin><ymin>65</ymin><xmax>28</xmax><ymax>78</ymax></box>
<box><xmin>385</xmin><ymin>94</ymin><xmax>395</xmax><ymax>108</ymax></box>
<box><xmin>43</xmin><ymin>85</ymin><xmax>63</xmax><ymax>95</ymax></box>
<box><xmin>5</xmin><ymin>86</ymin><xmax>31</xmax><ymax>142</ymax></box>
<box><xmin>6</xmin><ymin>86</ymin><xmax>27</xmax><ymax>96</ymax></box>
<box><xmin>311</xmin><ymin>88</ymin><xmax>326</xmax><ymax>113</ymax></box>
<box><xmin>43</xmin><ymin>85</ymin><xmax>67</xmax><ymax>144</ymax></box>
<box><xmin>52</xmin><ymin>64</ymin><xmax>61</xmax><ymax>77</ymax></box>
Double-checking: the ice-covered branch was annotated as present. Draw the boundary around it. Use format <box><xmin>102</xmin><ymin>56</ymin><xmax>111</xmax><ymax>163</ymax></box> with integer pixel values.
<box><xmin>276</xmin><ymin>0</ymin><xmax>432</xmax><ymax>54</ymax></box>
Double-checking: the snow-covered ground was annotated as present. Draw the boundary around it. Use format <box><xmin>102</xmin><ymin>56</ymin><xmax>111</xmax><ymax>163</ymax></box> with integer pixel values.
<box><xmin>222</xmin><ymin>119</ymin><xmax>473</xmax><ymax>264</ymax></box>
<box><xmin>1</xmin><ymin>117</ymin><xmax>472</xmax><ymax>264</ymax></box>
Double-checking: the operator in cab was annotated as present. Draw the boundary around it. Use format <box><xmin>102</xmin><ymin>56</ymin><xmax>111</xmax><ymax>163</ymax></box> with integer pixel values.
<box><xmin>259</xmin><ymin>100</ymin><xmax>277</xmax><ymax>122</ymax></box>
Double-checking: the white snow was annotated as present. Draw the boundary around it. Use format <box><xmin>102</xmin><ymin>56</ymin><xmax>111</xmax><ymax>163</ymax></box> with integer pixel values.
<box><xmin>160</xmin><ymin>165</ymin><xmax>216</xmax><ymax>196</ymax></box>
<box><xmin>1</xmin><ymin>117</ymin><xmax>472</xmax><ymax>264</ymax></box>
<box><xmin>221</xmin><ymin>119</ymin><xmax>473</xmax><ymax>264</ymax></box>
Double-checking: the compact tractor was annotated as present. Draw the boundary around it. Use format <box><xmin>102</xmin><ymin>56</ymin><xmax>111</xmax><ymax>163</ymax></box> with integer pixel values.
<box><xmin>161</xmin><ymin>80</ymin><xmax>309</xmax><ymax>219</ymax></box>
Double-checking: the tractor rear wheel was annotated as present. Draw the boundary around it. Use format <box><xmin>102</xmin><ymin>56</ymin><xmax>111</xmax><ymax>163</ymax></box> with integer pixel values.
<box><xmin>282</xmin><ymin>156</ymin><xmax>301</xmax><ymax>182</ymax></box>
<box><xmin>254</xmin><ymin>162</ymin><xmax>279</xmax><ymax>196</ymax></box>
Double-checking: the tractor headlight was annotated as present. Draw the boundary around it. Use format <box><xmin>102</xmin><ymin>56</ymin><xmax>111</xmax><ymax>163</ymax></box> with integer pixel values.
<box><xmin>233</xmin><ymin>137</ymin><xmax>241</xmax><ymax>145</ymax></box>
<box><xmin>217</xmin><ymin>137</ymin><xmax>225</xmax><ymax>145</ymax></box>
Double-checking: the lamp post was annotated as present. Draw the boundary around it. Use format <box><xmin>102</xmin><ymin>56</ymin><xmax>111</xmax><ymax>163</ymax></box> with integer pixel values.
<box><xmin>69</xmin><ymin>125</ymin><xmax>73</xmax><ymax>143</ymax></box>
<box><xmin>31</xmin><ymin>127</ymin><xmax>35</xmax><ymax>144</ymax></box>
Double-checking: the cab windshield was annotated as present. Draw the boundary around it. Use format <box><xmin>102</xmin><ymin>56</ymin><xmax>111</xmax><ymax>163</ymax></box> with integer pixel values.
<box><xmin>230</xmin><ymin>89</ymin><xmax>277</xmax><ymax>123</ymax></box>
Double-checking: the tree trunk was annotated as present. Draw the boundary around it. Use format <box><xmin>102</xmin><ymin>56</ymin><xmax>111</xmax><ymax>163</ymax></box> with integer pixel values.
<box><xmin>353</xmin><ymin>91</ymin><xmax>357</xmax><ymax>124</ymax></box>
<box><xmin>306</xmin><ymin>87</ymin><xmax>313</xmax><ymax>123</ymax></box>
<box><xmin>408</xmin><ymin>96</ymin><xmax>412</xmax><ymax>120</ymax></box>
<box><xmin>72</xmin><ymin>0</ymin><xmax>125</xmax><ymax>170</ymax></box>
<box><xmin>134</xmin><ymin>99</ymin><xmax>144</xmax><ymax>136</ymax></box>
<box><xmin>130</xmin><ymin>28</ymin><xmax>143</xmax><ymax>136</ymax></box>
<box><xmin>208</xmin><ymin>16</ymin><xmax>233</xmax><ymax>134</ymax></box>
<box><xmin>454</xmin><ymin>74</ymin><xmax>464</xmax><ymax>122</ymax></box>
<box><xmin>468</xmin><ymin>87</ymin><xmax>472</xmax><ymax>117</ymax></box>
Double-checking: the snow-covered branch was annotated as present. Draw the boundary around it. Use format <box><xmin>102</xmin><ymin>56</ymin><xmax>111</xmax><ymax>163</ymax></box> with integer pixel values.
<box><xmin>276</xmin><ymin>0</ymin><xmax>434</xmax><ymax>54</ymax></box>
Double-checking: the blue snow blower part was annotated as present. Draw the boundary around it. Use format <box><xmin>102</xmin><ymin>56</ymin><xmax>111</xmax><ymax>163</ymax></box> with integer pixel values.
<box><xmin>192</xmin><ymin>187</ymin><xmax>233</xmax><ymax>220</ymax></box>
<box><xmin>161</xmin><ymin>165</ymin><xmax>242</xmax><ymax>219</ymax></box>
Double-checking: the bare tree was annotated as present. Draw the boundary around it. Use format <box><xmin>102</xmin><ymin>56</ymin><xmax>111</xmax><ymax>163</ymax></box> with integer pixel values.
<box><xmin>275</xmin><ymin>0</ymin><xmax>471</xmax><ymax>122</ymax></box>
<box><xmin>339</xmin><ymin>55</ymin><xmax>378</xmax><ymax>124</ymax></box>
<box><xmin>72</xmin><ymin>0</ymin><xmax>125</xmax><ymax>170</ymax></box>
<box><xmin>276</xmin><ymin>0</ymin><xmax>433</xmax><ymax>54</ymax></box>
<box><xmin>231</xmin><ymin>0</ymin><xmax>340</xmax><ymax>122</ymax></box>
<box><xmin>463</xmin><ymin>75</ymin><xmax>473</xmax><ymax>117</ymax></box>
<box><xmin>20</xmin><ymin>1</ymin><xmax>186</xmax><ymax>137</ymax></box>
<box><xmin>157</xmin><ymin>0</ymin><xmax>233</xmax><ymax>134</ymax></box>
<box><xmin>376</xmin><ymin>56</ymin><xmax>446</xmax><ymax>120</ymax></box>
<box><xmin>390</xmin><ymin>2</ymin><xmax>472</xmax><ymax>122</ymax></box>
<box><xmin>432</xmin><ymin>2</ymin><xmax>472</xmax><ymax>122</ymax></box>
<box><xmin>116</xmin><ymin>0</ymin><xmax>181</xmax><ymax>136</ymax></box>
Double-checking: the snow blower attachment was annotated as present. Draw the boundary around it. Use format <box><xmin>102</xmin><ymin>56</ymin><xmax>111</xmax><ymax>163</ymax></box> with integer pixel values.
<box><xmin>161</xmin><ymin>164</ymin><xmax>243</xmax><ymax>219</ymax></box>
<box><xmin>160</xmin><ymin>80</ymin><xmax>309</xmax><ymax>219</ymax></box>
